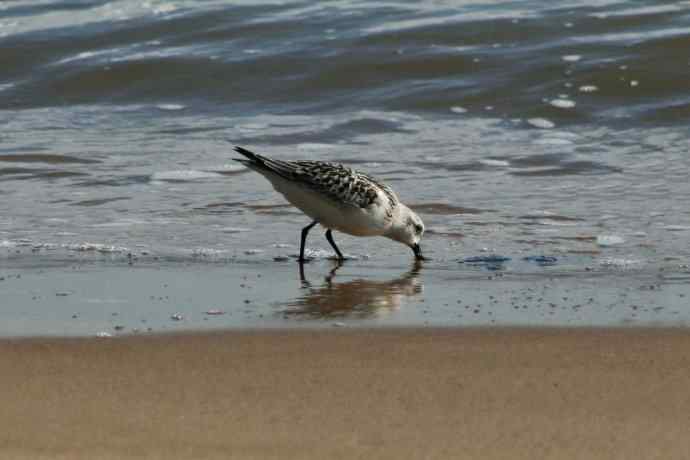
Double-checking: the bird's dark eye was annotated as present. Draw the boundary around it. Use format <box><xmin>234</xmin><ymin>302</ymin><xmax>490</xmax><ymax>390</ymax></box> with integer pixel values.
<box><xmin>414</xmin><ymin>224</ymin><xmax>423</xmax><ymax>233</ymax></box>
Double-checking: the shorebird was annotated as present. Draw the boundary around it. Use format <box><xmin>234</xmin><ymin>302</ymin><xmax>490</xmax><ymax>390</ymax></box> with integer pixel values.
<box><xmin>233</xmin><ymin>146</ymin><xmax>426</xmax><ymax>262</ymax></box>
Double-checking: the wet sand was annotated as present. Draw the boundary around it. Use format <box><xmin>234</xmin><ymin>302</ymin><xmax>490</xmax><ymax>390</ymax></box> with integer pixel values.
<box><xmin>2</xmin><ymin>255</ymin><xmax>684</xmax><ymax>336</ymax></box>
<box><xmin>2</xmin><ymin>327</ymin><xmax>690</xmax><ymax>459</ymax></box>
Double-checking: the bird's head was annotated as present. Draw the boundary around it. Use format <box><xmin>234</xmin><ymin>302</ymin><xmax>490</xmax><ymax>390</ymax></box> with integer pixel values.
<box><xmin>384</xmin><ymin>204</ymin><xmax>426</xmax><ymax>260</ymax></box>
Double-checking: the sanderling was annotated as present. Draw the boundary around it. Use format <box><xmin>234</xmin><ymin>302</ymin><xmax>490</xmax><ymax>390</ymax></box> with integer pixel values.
<box><xmin>233</xmin><ymin>146</ymin><xmax>426</xmax><ymax>262</ymax></box>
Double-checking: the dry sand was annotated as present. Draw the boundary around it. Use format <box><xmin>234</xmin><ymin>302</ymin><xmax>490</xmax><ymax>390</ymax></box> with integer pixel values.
<box><xmin>2</xmin><ymin>328</ymin><xmax>690</xmax><ymax>459</ymax></box>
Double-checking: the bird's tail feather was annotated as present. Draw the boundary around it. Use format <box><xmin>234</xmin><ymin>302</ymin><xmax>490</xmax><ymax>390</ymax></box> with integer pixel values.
<box><xmin>232</xmin><ymin>146</ymin><xmax>296</xmax><ymax>179</ymax></box>
<box><xmin>233</xmin><ymin>146</ymin><xmax>260</xmax><ymax>162</ymax></box>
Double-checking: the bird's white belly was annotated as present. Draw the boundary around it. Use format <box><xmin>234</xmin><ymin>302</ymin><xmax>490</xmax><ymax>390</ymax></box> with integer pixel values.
<box><xmin>271</xmin><ymin>178</ymin><xmax>387</xmax><ymax>236</ymax></box>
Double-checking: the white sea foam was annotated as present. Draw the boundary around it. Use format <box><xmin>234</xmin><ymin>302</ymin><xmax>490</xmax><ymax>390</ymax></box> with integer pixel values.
<box><xmin>111</xmin><ymin>46</ymin><xmax>190</xmax><ymax>62</ymax></box>
<box><xmin>527</xmin><ymin>118</ymin><xmax>555</xmax><ymax>129</ymax></box>
<box><xmin>478</xmin><ymin>159</ymin><xmax>510</xmax><ymax>167</ymax></box>
<box><xmin>152</xmin><ymin>3</ymin><xmax>178</xmax><ymax>15</ymax></box>
<box><xmin>301</xmin><ymin>248</ymin><xmax>352</xmax><ymax>260</ymax></box>
<box><xmin>450</xmin><ymin>106</ymin><xmax>467</xmax><ymax>114</ymax></box>
<box><xmin>365</xmin><ymin>10</ymin><xmax>538</xmax><ymax>34</ymax></box>
<box><xmin>237</xmin><ymin>123</ymin><xmax>269</xmax><ymax>131</ymax></box>
<box><xmin>57</xmin><ymin>50</ymin><xmax>106</xmax><ymax>64</ymax></box>
<box><xmin>579</xmin><ymin>85</ymin><xmax>598</xmax><ymax>93</ymax></box>
<box><xmin>191</xmin><ymin>247</ymin><xmax>229</xmax><ymax>257</ymax></box>
<box><xmin>536</xmin><ymin>219</ymin><xmax>577</xmax><ymax>227</ymax></box>
<box><xmin>533</xmin><ymin>137</ymin><xmax>573</xmax><ymax>146</ymax></box>
<box><xmin>562</xmin><ymin>55</ymin><xmax>582</xmax><ymax>62</ymax></box>
<box><xmin>31</xmin><ymin>243</ymin><xmax>59</xmax><ymax>250</ymax></box>
<box><xmin>590</xmin><ymin>4</ymin><xmax>686</xmax><ymax>19</ymax></box>
<box><xmin>549</xmin><ymin>99</ymin><xmax>576</xmax><ymax>109</ymax></box>
<box><xmin>2</xmin><ymin>239</ymin><xmax>35</xmax><ymax>247</ymax></box>
<box><xmin>573</xmin><ymin>26</ymin><xmax>690</xmax><ymax>44</ymax></box>
<box><xmin>217</xmin><ymin>163</ymin><xmax>247</xmax><ymax>173</ymax></box>
<box><xmin>156</xmin><ymin>103</ymin><xmax>185</xmax><ymax>111</ymax></box>
<box><xmin>598</xmin><ymin>258</ymin><xmax>643</xmax><ymax>269</ymax></box>
<box><xmin>64</xmin><ymin>242</ymin><xmax>128</xmax><ymax>253</ymax></box>
<box><xmin>111</xmin><ymin>104</ymin><xmax>147</xmax><ymax>112</ymax></box>
<box><xmin>54</xmin><ymin>45</ymin><xmax>144</xmax><ymax>65</ymax></box>
<box><xmin>596</xmin><ymin>235</ymin><xmax>625</xmax><ymax>246</ymax></box>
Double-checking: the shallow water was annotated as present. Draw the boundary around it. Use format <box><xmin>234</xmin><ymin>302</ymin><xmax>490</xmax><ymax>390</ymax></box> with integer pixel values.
<box><xmin>1</xmin><ymin>0</ymin><xmax>689</xmax><ymax>335</ymax></box>
<box><xmin>0</xmin><ymin>254</ymin><xmax>684</xmax><ymax>337</ymax></box>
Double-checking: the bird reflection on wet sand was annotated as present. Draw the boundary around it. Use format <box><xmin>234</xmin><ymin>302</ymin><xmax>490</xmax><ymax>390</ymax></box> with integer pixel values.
<box><xmin>285</xmin><ymin>262</ymin><xmax>424</xmax><ymax>319</ymax></box>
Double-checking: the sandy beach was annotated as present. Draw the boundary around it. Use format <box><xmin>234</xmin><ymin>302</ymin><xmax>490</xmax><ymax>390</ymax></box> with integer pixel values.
<box><xmin>2</xmin><ymin>327</ymin><xmax>690</xmax><ymax>459</ymax></box>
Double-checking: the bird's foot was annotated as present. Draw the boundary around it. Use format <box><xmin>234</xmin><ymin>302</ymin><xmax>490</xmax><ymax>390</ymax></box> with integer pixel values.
<box><xmin>297</xmin><ymin>257</ymin><xmax>314</xmax><ymax>264</ymax></box>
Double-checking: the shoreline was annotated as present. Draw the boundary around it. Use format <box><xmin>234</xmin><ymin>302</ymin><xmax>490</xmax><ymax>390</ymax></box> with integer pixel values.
<box><xmin>2</xmin><ymin>327</ymin><xmax>689</xmax><ymax>459</ymax></box>
<box><xmin>1</xmin><ymin>256</ymin><xmax>683</xmax><ymax>337</ymax></box>
<box><xmin>5</xmin><ymin>322</ymin><xmax>690</xmax><ymax>341</ymax></box>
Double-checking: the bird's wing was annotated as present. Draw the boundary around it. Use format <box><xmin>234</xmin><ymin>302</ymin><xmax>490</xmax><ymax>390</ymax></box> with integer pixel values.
<box><xmin>293</xmin><ymin>161</ymin><xmax>391</xmax><ymax>209</ymax></box>
<box><xmin>353</xmin><ymin>170</ymin><xmax>399</xmax><ymax>210</ymax></box>
<box><xmin>234</xmin><ymin>146</ymin><xmax>398</xmax><ymax>210</ymax></box>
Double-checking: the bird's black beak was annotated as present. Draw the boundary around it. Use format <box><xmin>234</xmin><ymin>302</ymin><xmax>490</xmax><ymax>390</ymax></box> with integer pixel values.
<box><xmin>412</xmin><ymin>243</ymin><xmax>426</xmax><ymax>261</ymax></box>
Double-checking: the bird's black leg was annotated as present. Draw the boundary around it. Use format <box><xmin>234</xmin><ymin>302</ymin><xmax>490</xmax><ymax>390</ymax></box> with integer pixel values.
<box><xmin>325</xmin><ymin>229</ymin><xmax>345</xmax><ymax>261</ymax></box>
<box><xmin>299</xmin><ymin>221</ymin><xmax>318</xmax><ymax>263</ymax></box>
